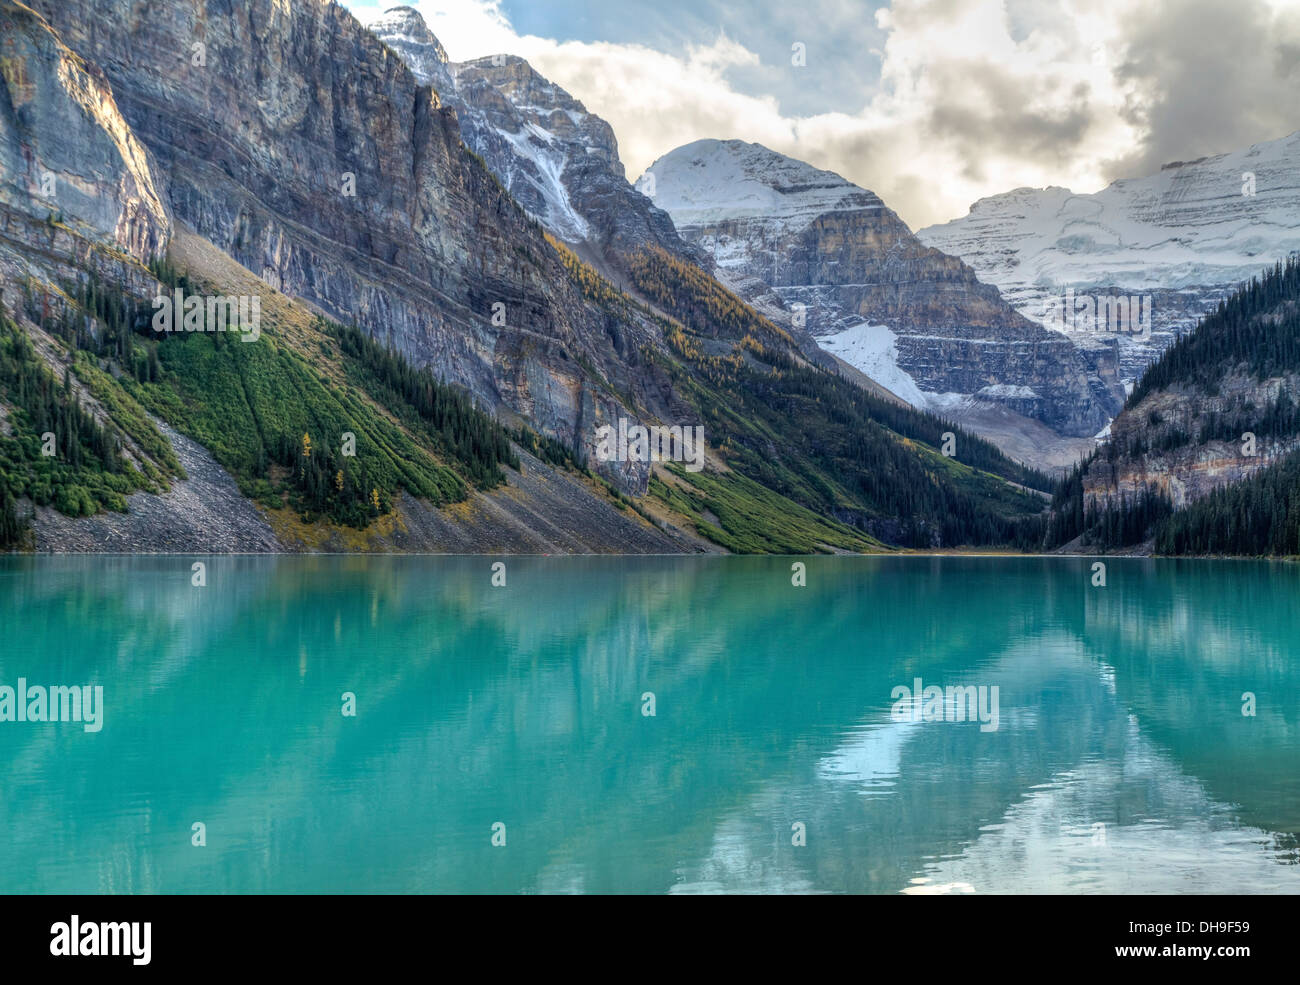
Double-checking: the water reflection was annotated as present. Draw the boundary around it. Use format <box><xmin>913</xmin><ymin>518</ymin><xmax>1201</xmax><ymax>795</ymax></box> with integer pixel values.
<box><xmin>0</xmin><ymin>556</ymin><xmax>1296</xmax><ymax>893</ymax></box>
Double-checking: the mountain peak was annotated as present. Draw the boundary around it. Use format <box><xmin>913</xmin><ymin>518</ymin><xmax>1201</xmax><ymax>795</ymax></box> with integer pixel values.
<box><xmin>643</xmin><ymin>139</ymin><xmax>879</xmax><ymax>228</ymax></box>
<box><xmin>644</xmin><ymin>140</ymin><xmax>1122</xmax><ymax>438</ymax></box>
<box><xmin>459</xmin><ymin>53</ymin><xmax>531</xmax><ymax>72</ymax></box>
<box><xmin>451</xmin><ymin>54</ymin><xmax>590</xmax><ymax>119</ymax></box>
<box><xmin>370</xmin><ymin>6</ymin><xmax>451</xmax><ymax>91</ymax></box>
<box><xmin>370</xmin><ymin>15</ymin><xmax>696</xmax><ymax>262</ymax></box>
<box><xmin>370</xmin><ymin>6</ymin><xmax>446</xmax><ymax>58</ymax></box>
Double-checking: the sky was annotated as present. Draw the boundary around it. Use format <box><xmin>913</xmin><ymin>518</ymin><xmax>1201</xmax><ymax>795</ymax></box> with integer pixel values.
<box><xmin>342</xmin><ymin>0</ymin><xmax>1300</xmax><ymax>230</ymax></box>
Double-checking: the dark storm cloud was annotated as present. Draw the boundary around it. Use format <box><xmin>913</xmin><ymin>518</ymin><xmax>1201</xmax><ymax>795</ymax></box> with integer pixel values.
<box><xmin>1107</xmin><ymin>0</ymin><xmax>1300</xmax><ymax>177</ymax></box>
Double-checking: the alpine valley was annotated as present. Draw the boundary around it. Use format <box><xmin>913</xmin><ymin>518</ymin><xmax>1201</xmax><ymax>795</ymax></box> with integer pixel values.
<box><xmin>0</xmin><ymin>0</ymin><xmax>1297</xmax><ymax>558</ymax></box>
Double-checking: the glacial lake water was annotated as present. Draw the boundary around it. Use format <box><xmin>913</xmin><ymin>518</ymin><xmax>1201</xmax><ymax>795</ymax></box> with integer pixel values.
<box><xmin>1</xmin><ymin>555</ymin><xmax>1298</xmax><ymax>894</ymax></box>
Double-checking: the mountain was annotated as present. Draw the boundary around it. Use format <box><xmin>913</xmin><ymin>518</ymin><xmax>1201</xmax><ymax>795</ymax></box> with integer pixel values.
<box><xmin>1046</xmin><ymin>258</ymin><xmax>1300</xmax><ymax>554</ymax></box>
<box><xmin>641</xmin><ymin>139</ymin><xmax>1125</xmax><ymax>442</ymax></box>
<box><xmin>370</xmin><ymin>6</ymin><xmax>696</xmax><ymax>275</ymax></box>
<box><xmin>22</xmin><ymin>0</ymin><xmax>654</xmax><ymax>445</ymax></box>
<box><xmin>0</xmin><ymin>0</ymin><xmax>1053</xmax><ymax>553</ymax></box>
<box><xmin>919</xmin><ymin>131</ymin><xmax>1300</xmax><ymax>383</ymax></box>
<box><xmin>0</xmin><ymin>0</ymin><xmax>713</xmax><ymax>551</ymax></box>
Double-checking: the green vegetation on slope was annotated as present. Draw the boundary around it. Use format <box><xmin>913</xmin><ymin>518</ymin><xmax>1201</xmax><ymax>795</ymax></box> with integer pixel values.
<box><xmin>1</xmin><ymin>258</ymin><xmax>531</xmax><ymax>539</ymax></box>
<box><xmin>0</xmin><ymin>310</ymin><xmax>167</xmax><ymax>548</ymax></box>
<box><xmin>127</xmin><ymin>323</ymin><xmax>468</xmax><ymax>526</ymax></box>
<box><xmin>650</xmin><ymin>466</ymin><xmax>879</xmax><ymax>554</ymax></box>
<box><xmin>125</xmin><ymin>260</ymin><xmax>529</xmax><ymax>529</ymax></box>
<box><xmin>327</xmin><ymin>317</ymin><xmax>519</xmax><ymax>486</ymax></box>
<box><xmin>1129</xmin><ymin>257</ymin><xmax>1300</xmax><ymax>406</ymax></box>
<box><xmin>1044</xmin><ymin>458</ymin><xmax>1173</xmax><ymax>551</ymax></box>
<box><xmin>621</xmin><ymin>246</ymin><xmax>1051</xmax><ymax>549</ymax></box>
<box><xmin>1153</xmin><ymin>447</ymin><xmax>1300</xmax><ymax>555</ymax></box>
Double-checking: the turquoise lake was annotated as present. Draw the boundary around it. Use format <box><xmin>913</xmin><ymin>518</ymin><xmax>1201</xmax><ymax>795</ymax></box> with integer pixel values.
<box><xmin>1</xmin><ymin>555</ymin><xmax>1298</xmax><ymax>894</ymax></box>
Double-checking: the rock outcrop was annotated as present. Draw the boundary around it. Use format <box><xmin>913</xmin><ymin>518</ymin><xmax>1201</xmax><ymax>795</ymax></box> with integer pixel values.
<box><xmin>0</xmin><ymin>0</ymin><xmax>170</xmax><ymax>307</ymax></box>
<box><xmin>1084</xmin><ymin>374</ymin><xmax>1300</xmax><ymax>511</ymax></box>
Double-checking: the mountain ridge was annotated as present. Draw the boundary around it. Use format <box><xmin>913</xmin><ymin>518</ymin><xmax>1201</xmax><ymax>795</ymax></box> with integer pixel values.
<box><xmin>919</xmin><ymin>130</ymin><xmax>1300</xmax><ymax>383</ymax></box>
<box><xmin>1045</xmin><ymin>258</ymin><xmax>1300</xmax><ymax>554</ymax></box>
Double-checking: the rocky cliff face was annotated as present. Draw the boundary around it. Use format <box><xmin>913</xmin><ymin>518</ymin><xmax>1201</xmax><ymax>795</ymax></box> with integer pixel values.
<box><xmin>642</xmin><ymin>139</ymin><xmax>1124</xmax><ymax>438</ymax></box>
<box><xmin>370</xmin><ymin>6</ymin><xmax>695</xmax><ymax>273</ymax></box>
<box><xmin>918</xmin><ymin>131</ymin><xmax>1300</xmax><ymax>383</ymax></box>
<box><xmin>1084</xmin><ymin>374</ymin><xmax>1300</xmax><ymax>511</ymax></box>
<box><xmin>0</xmin><ymin>0</ymin><xmax>169</xmax><ymax>301</ymax></box>
<box><xmin>26</xmin><ymin>0</ymin><xmax>678</xmax><ymax>475</ymax></box>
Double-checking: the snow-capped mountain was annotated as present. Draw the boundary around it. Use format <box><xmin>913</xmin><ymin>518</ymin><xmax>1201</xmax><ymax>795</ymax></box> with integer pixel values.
<box><xmin>642</xmin><ymin>139</ymin><xmax>1124</xmax><ymax>439</ymax></box>
<box><xmin>644</xmin><ymin>138</ymin><xmax>883</xmax><ymax>234</ymax></box>
<box><xmin>918</xmin><ymin>131</ymin><xmax>1300</xmax><ymax>381</ymax></box>
<box><xmin>370</xmin><ymin>6</ymin><xmax>692</xmax><ymax>267</ymax></box>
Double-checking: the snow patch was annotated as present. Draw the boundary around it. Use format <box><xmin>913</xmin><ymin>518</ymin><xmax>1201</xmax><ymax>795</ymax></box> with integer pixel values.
<box><xmin>815</xmin><ymin>323</ymin><xmax>928</xmax><ymax>407</ymax></box>
<box><xmin>977</xmin><ymin>384</ymin><xmax>1038</xmax><ymax>399</ymax></box>
<box><xmin>499</xmin><ymin>123</ymin><xmax>590</xmax><ymax>241</ymax></box>
<box><xmin>917</xmin><ymin>129</ymin><xmax>1300</xmax><ymax>379</ymax></box>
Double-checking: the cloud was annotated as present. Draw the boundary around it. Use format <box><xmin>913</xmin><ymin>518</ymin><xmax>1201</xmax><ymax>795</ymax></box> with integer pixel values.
<box><xmin>347</xmin><ymin>0</ymin><xmax>1300</xmax><ymax>230</ymax></box>
<box><xmin>1107</xmin><ymin>0</ymin><xmax>1300</xmax><ymax>177</ymax></box>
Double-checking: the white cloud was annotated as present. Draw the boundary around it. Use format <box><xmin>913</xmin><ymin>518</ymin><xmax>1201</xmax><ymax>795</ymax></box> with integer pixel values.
<box><xmin>348</xmin><ymin>0</ymin><xmax>1300</xmax><ymax>230</ymax></box>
